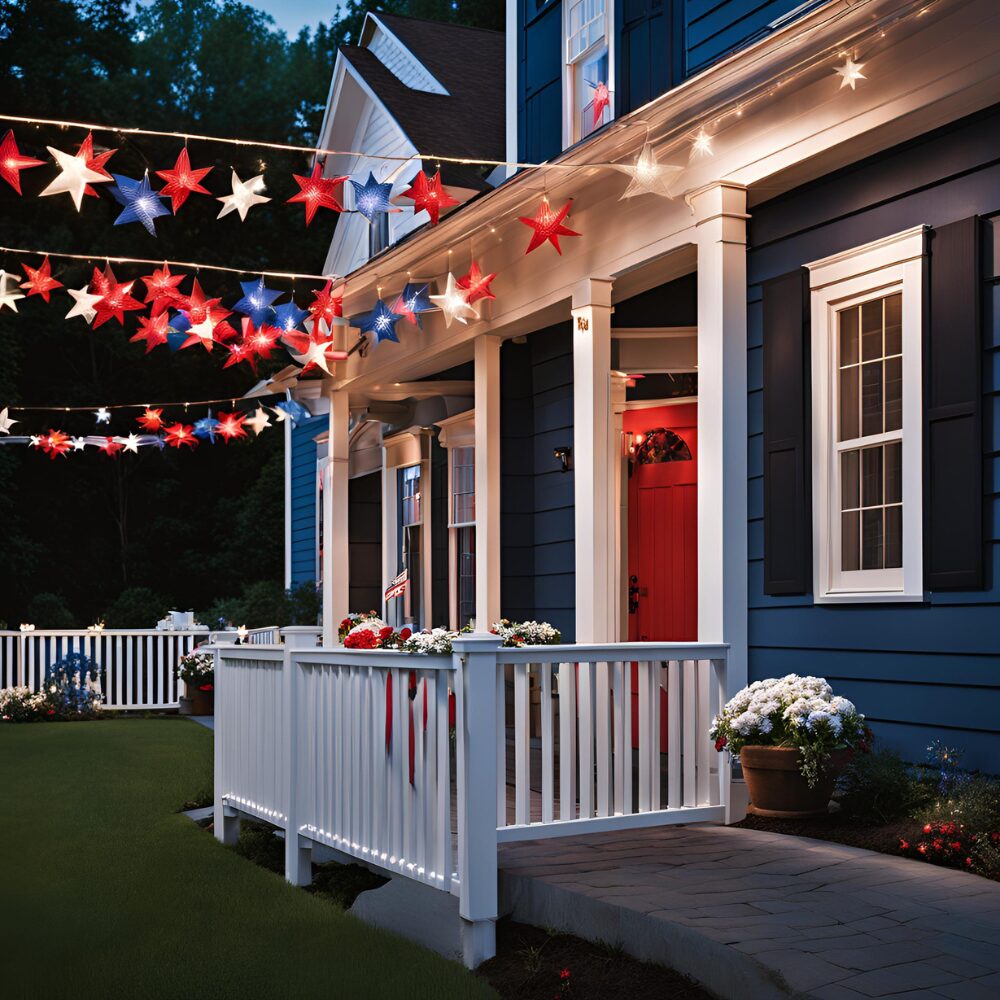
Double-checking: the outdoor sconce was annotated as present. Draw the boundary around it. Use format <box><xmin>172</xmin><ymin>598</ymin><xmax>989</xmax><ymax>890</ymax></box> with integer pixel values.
<box><xmin>553</xmin><ymin>446</ymin><xmax>572</xmax><ymax>473</ymax></box>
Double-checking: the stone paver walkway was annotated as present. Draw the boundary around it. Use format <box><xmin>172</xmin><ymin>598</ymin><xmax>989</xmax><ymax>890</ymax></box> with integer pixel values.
<box><xmin>499</xmin><ymin>825</ymin><xmax>1000</xmax><ymax>1000</ymax></box>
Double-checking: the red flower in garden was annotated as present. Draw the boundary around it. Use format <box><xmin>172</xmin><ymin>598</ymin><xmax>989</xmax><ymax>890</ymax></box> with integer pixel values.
<box><xmin>899</xmin><ymin>840</ymin><xmax>909</xmax><ymax>850</ymax></box>
<box><xmin>714</xmin><ymin>736</ymin><xmax>728</xmax><ymax>752</ymax></box>
<box><xmin>400</xmin><ymin>628</ymin><xmax>412</xmax><ymax>641</ymax></box>
<box><xmin>559</xmin><ymin>968</ymin><xmax>571</xmax><ymax>980</ymax></box>
<box><xmin>46</xmin><ymin>709</ymin><xmax>56</xmax><ymax>716</ymax></box>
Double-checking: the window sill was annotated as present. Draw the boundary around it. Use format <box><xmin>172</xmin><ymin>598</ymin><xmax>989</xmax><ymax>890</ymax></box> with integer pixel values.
<box><xmin>814</xmin><ymin>589</ymin><xmax>925</xmax><ymax>605</ymax></box>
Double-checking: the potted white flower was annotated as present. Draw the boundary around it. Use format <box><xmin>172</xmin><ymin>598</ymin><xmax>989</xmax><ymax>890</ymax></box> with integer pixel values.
<box><xmin>177</xmin><ymin>652</ymin><xmax>215</xmax><ymax>716</ymax></box>
<box><xmin>710</xmin><ymin>674</ymin><xmax>871</xmax><ymax>817</ymax></box>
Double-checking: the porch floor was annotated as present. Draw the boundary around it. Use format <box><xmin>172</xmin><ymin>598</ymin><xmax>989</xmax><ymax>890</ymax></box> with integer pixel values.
<box><xmin>498</xmin><ymin>824</ymin><xmax>1000</xmax><ymax>1000</ymax></box>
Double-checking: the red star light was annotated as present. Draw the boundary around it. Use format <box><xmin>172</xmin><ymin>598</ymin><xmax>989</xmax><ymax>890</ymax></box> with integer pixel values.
<box><xmin>591</xmin><ymin>82</ymin><xmax>611</xmax><ymax>127</ymax></box>
<box><xmin>222</xmin><ymin>340</ymin><xmax>256</xmax><ymax>372</ymax></box>
<box><xmin>457</xmin><ymin>261</ymin><xmax>497</xmax><ymax>304</ymax></box>
<box><xmin>42</xmin><ymin>429</ymin><xmax>72</xmax><ymax>460</ymax></box>
<box><xmin>287</xmin><ymin>160</ymin><xmax>347</xmax><ymax>225</ymax></box>
<box><xmin>173</xmin><ymin>278</ymin><xmax>226</xmax><ymax>326</ymax></box>
<box><xmin>76</xmin><ymin>132</ymin><xmax>117</xmax><ymax>198</ymax></box>
<box><xmin>400</xmin><ymin>169</ymin><xmax>459</xmax><ymax>226</ymax></box>
<box><xmin>216</xmin><ymin>411</ymin><xmax>247</xmax><ymax>442</ymax></box>
<box><xmin>243</xmin><ymin>318</ymin><xmax>280</xmax><ymax>359</ymax></box>
<box><xmin>307</xmin><ymin>279</ymin><xmax>343</xmax><ymax>326</ymax></box>
<box><xmin>137</xmin><ymin>407</ymin><xmax>164</xmax><ymax>431</ymax></box>
<box><xmin>99</xmin><ymin>436</ymin><xmax>123</xmax><ymax>456</ymax></box>
<box><xmin>140</xmin><ymin>263</ymin><xmax>186</xmax><ymax>315</ymax></box>
<box><xmin>155</xmin><ymin>148</ymin><xmax>213</xmax><ymax>213</ymax></box>
<box><xmin>518</xmin><ymin>199</ymin><xmax>580</xmax><ymax>255</ymax></box>
<box><xmin>164</xmin><ymin>423</ymin><xmax>197</xmax><ymax>449</ymax></box>
<box><xmin>0</xmin><ymin>130</ymin><xmax>45</xmax><ymax>194</ymax></box>
<box><xmin>20</xmin><ymin>257</ymin><xmax>63</xmax><ymax>302</ymax></box>
<box><xmin>91</xmin><ymin>266</ymin><xmax>144</xmax><ymax>329</ymax></box>
<box><xmin>130</xmin><ymin>312</ymin><xmax>171</xmax><ymax>353</ymax></box>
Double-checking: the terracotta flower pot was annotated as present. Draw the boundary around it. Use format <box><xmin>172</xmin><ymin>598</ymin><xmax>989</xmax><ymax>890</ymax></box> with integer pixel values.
<box><xmin>741</xmin><ymin>745</ymin><xmax>852</xmax><ymax>818</ymax></box>
<box><xmin>179</xmin><ymin>688</ymin><xmax>214</xmax><ymax>716</ymax></box>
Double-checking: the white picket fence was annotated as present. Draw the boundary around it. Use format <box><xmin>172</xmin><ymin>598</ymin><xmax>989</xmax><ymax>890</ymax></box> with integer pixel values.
<box><xmin>212</xmin><ymin>633</ymin><xmax>729</xmax><ymax>967</ymax></box>
<box><xmin>0</xmin><ymin>629</ymin><xmax>209</xmax><ymax>709</ymax></box>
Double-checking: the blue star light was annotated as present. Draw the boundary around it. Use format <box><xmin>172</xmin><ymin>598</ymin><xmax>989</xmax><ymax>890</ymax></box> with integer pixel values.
<box><xmin>233</xmin><ymin>277</ymin><xmax>282</xmax><ymax>327</ymax></box>
<box><xmin>394</xmin><ymin>282</ymin><xmax>434</xmax><ymax>328</ymax></box>
<box><xmin>356</xmin><ymin>298</ymin><xmax>401</xmax><ymax>344</ymax></box>
<box><xmin>111</xmin><ymin>172</ymin><xmax>171</xmax><ymax>236</ymax></box>
<box><xmin>193</xmin><ymin>411</ymin><xmax>220</xmax><ymax>443</ymax></box>
<box><xmin>166</xmin><ymin>311</ymin><xmax>190</xmax><ymax>352</ymax></box>
<box><xmin>350</xmin><ymin>171</ymin><xmax>395</xmax><ymax>222</ymax></box>
<box><xmin>275</xmin><ymin>399</ymin><xmax>311</xmax><ymax>426</ymax></box>
<box><xmin>273</xmin><ymin>299</ymin><xmax>309</xmax><ymax>333</ymax></box>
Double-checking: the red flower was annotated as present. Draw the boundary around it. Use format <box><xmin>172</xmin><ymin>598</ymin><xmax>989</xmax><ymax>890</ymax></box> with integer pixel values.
<box><xmin>966</xmin><ymin>857</ymin><xmax>973</xmax><ymax>866</ymax></box>
<box><xmin>950</xmin><ymin>841</ymin><xmax>962</xmax><ymax>850</ymax></box>
<box><xmin>198</xmin><ymin>683</ymin><xmax>214</xmax><ymax>692</ymax></box>
<box><xmin>380</xmin><ymin>626</ymin><xmax>393</xmax><ymax>638</ymax></box>
<box><xmin>559</xmin><ymin>969</ymin><xmax>571</xmax><ymax>980</ymax></box>
<box><xmin>46</xmin><ymin>708</ymin><xmax>56</xmax><ymax>716</ymax></box>
<box><xmin>714</xmin><ymin>736</ymin><xmax>728</xmax><ymax>752</ymax></box>
<box><xmin>400</xmin><ymin>628</ymin><xmax>412</xmax><ymax>641</ymax></box>
<box><xmin>918</xmin><ymin>844</ymin><xmax>927</xmax><ymax>854</ymax></box>
<box><xmin>899</xmin><ymin>839</ymin><xmax>909</xmax><ymax>850</ymax></box>
<box><xmin>923</xmin><ymin>824</ymin><xmax>932</xmax><ymax>834</ymax></box>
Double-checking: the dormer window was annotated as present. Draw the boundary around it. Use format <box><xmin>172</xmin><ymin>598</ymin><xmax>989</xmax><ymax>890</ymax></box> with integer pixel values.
<box><xmin>565</xmin><ymin>0</ymin><xmax>610</xmax><ymax>144</ymax></box>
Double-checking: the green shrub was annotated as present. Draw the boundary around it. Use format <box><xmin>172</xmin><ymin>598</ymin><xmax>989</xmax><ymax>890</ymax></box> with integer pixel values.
<box><xmin>102</xmin><ymin>587</ymin><xmax>172</xmax><ymax>627</ymax></box>
<box><xmin>923</xmin><ymin>774</ymin><xmax>1000</xmax><ymax>833</ymax></box>
<box><xmin>287</xmin><ymin>580</ymin><xmax>320</xmax><ymax>626</ymax></box>
<box><xmin>837</xmin><ymin>747</ymin><xmax>934</xmax><ymax>824</ymax></box>
<box><xmin>26</xmin><ymin>592</ymin><xmax>75</xmax><ymax>628</ymax></box>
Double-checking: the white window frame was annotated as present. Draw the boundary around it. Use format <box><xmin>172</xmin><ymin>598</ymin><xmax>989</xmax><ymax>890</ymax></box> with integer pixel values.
<box><xmin>806</xmin><ymin>226</ymin><xmax>927</xmax><ymax>603</ymax></box>
<box><xmin>562</xmin><ymin>0</ymin><xmax>613</xmax><ymax>149</ymax></box>
<box><xmin>436</xmin><ymin>410</ymin><xmax>476</xmax><ymax>631</ymax></box>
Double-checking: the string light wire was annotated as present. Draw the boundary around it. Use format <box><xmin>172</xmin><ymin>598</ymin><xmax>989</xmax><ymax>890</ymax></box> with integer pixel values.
<box><xmin>6</xmin><ymin>392</ymin><xmax>285</xmax><ymax>413</ymax></box>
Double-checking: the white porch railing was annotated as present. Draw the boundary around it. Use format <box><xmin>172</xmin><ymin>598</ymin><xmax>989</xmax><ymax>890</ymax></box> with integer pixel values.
<box><xmin>212</xmin><ymin>634</ymin><xmax>729</xmax><ymax>967</ymax></box>
<box><xmin>244</xmin><ymin>625</ymin><xmax>321</xmax><ymax>646</ymax></box>
<box><xmin>0</xmin><ymin>629</ymin><xmax>210</xmax><ymax>709</ymax></box>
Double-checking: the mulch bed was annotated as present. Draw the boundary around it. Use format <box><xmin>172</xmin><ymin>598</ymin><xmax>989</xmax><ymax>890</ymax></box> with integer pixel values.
<box><xmin>477</xmin><ymin>919</ymin><xmax>712</xmax><ymax>1000</ymax></box>
<box><xmin>734</xmin><ymin>811</ymin><xmax>923</xmax><ymax>855</ymax></box>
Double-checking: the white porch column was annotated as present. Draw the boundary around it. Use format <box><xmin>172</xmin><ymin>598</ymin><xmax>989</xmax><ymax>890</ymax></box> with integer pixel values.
<box><xmin>571</xmin><ymin>278</ymin><xmax>615</xmax><ymax>643</ymax></box>
<box><xmin>474</xmin><ymin>335</ymin><xmax>502</xmax><ymax>629</ymax></box>
<box><xmin>321</xmin><ymin>383</ymin><xmax>350</xmax><ymax>647</ymax></box>
<box><xmin>692</xmin><ymin>182</ymin><xmax>749</xmax><ymax>696</ymax></box>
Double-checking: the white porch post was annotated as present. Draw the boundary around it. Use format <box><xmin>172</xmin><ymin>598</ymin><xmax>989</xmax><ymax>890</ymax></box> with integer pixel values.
<box><xmin>571</xmin><ymin>278</ymin><xmax>615</xmax><ymax>643</ymax></box>
<box><xmin>474</xmin><ymin>335</ymin><xmax>501</xmax><ymax>629</ymax></box>
<box><xmin>692</xmin><ymin>182</ymin><xmax>749</xmax><ymax>696</ymax></box>
<box><xmin>321</xmin><ymin>384</ymin><xmax>350</xmax><ymax>647</ymax></box>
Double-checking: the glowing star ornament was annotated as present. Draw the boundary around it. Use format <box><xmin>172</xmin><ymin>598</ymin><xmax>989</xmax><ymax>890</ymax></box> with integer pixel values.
<box><xmin>243</xmin><ymin>319</ymin><xmax>280</xmax><ymax>359</ymax></box>
<box><xmin>0</xmin><ymin>407</ymin><xmax>18</xmax><ymax>434</ymax></box>
<box><xmin>518</xmin><ymin>198</ymin><xmax>580</xmax><ymax>256</ymax></box>
<box><xmin>350</xmin><ymin>171</ymin><xmax>398</xmax><ymax>223</ymax></box>
<box><xmin>287</xmin><ymin>160</ymin><xmax>347</xmax><ymax>225</ymax></box>
<box><xmin>75</xmin><ymin>132</ymin><xmax>117</xmax><ymax>196</ymax></box>
<box><xmin>245</xmin><ymin>408</ymin><xmax>271</xmax><ymax>436</ymax></box>
<box><xmin>616</xmin><ymin>142</ymin><xmax>685</xmax><ymax>200</ymax></box>
<box><xmin>691</xmin><ymin>130</ymin><xmax>713</xmax><ymax>158</ymax></box>
<box><xmin>217</xmin><ymin>411</ymin><xmax>247</xmax><ymax>442</ymax></box>
<box><xmin>40</xmin><ymin>144</ymin><xmax>111</xmax><ymax>210</ymax></box>
<box><xmin>0</xmin><ymin>130</ymin><xmax>44</xmax><ymax>194</ymax></box>
<box><xmin>307</xmin><ymin>280</ymin><xmax>343</xmax><ymax>326</ymax></box>
<box><xmin>19</xmin><ymin>257</ymin><xmax>63</xmax><ymax>302</ymax></box>
<box><xmin>392</xmin><ymin>282</ymin><xmax>434</xmax><ymax>327</ymax></box>
<box><xmin>217</xmin><ymin>170</ymin><xmax>270</xmax><ymax>221</ymax></box>
<box><xmin>430</xmin><ymin>272</ymin><xmax>481</xmax><ymax>328</ymax></box>
<box><xmin>273</xmin><ymin>300</ymin><xmax>309</xmax><ymax>333</ymax></box>
<box><xmin>164</xmin><ymin>422</ymin><xmax>197</xmax><ymax>449</ymax></box>
<box><xmin>70</xmin><ymin>437</ymin><xmax>86</xmax><ymax>451</ymax></box>
<box><xmin>111</xmin><ymin>172</ymin><xmax>171</xmax><ymax>236</ymax></box>
<box><xmin>591</xmin><ymin>81</ymin><xmax>611</xmax><ymax>127</ymax></box>
<box><xmin>193</xmin><ymin>412</ymin><xmax>220</xmax><ymax>442</ymax></box>
<box><xmin>95</xmin><ymin>408</ymin><xmax>111</xmax><ymax>424</ymax></box>
<box><xmin>400</xmin><ymin>170</ymin><xmax>459</xmax><ymax>226</ymax></box>
<box><xmin>42</xmin><ymin>429</ymin><xmax>72</xmax><ymax>460</ymax></box>
<box><xmin>0</xmin><ymin>270</ymin><xmax>25</xmax><ymax>312</ymax></box>
<box><xmin>137</xmin><ymin>408</ymin><xmax>164</xmax><ymax>431</ymax></box>
<box><xmin>456</xmin><ymin>262</ymin><xmax>497</xmax><ymax>305</ymax></box>
<box><xmin>140</xmin><ymin>263</ymin><xmax>185</xmax><ymax>315</ymax></box>
<box><xmin>274</xmin><ymin>399</ymin><xmax>310</xmax><ymax>426</ymax></box>
<box><xmin>233</xmin><ymin>277</ymin><xmax>281</xmax><ymax>327</ymax></box>
<box><xmin>283</xmin><ymin>327</ymin><xmax>347</xmax><ymax>376</ymax></box>
<box><xmin>155</xmin><ymin>147</ymin><xmax>213</xmax><ymax>213</ymax></box>
<box><xmin>99</xmin><ymin>436</ymin><xmax>123</xmax><ymax>456</ymax></box>
<box><xmin>173</xmin><ymin>278</ymin><xmax>224</xmax><ymax>327</ymax></box>
<box><xmin>357</xmin><ymin>298</ymin><xmax>402</xmax><ymax>344</ymax></box>
<box><xmin>65</xmin><ymin>283</ymin><xmax>103</xmax><ymax>324</ymax></box>
<box><xmin>835</xmin><ymin>57</ymin><xmax>866</xmax><ymax>90</ymax></box>
<box><xmin>130</xmin><ymin>311</ymin><xmax>171</xmax><ymax>353</ymax></box>
<box><xmin>91</xmin><ymin>267</ymin><xmax>144</xmax><ymax>329</ymax></box>
<box><xmin>120</xmin><ymin>433</ymin><xmax>141</xmax><ymax>454</ymax></box>
<box><xmin>182</xmin><ymin>315</ymin><xmax>224</xmax><ymax>352</ymax></box>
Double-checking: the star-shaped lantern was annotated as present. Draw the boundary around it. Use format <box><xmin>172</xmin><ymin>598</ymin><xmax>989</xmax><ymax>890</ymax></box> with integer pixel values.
<box><xmin>591</xmin><ymin>81</ymin><xmax>611</xmax><ymax>127</ymax></box>
<box><xmin>0</xmin><ymin>270</ymin><xmax>25</xmax><ymax>312</ymax></box>
<box><xmin>283</xmin><ymin>325</ymin><xmax>348</xmax><ymax>376</ymax></box>
<box><xmin>273</xmin><ymin>300</ymin><xmax>309</xmax><ymax>334</ymax></box>
<box><xmin>111</xmin><ymin>172</ymin><xmax>172</xmax><ymax>236</ymax></box>
<box><xmin>137</xmin><ymin>407</ymin><xmax>164</xmax><ymax>432</ymax></box>
<box><xmin>120</xmin><ymin>433</ymin><xmax>142</xmax><ymax>454</ymax></box>
<box><xmin>242</xmin><ymin>318</ymin><xmax>280</xmax><ymax>359</ymax></box>
<box><xmin>164</xmin><ymin>422</ymin><xmax>198</xmax><ymax>449</ymax></box>
<box><xmin>287</xmin><ymin>160</ymin><xmax>347</xmax><ymax>225</ymax></box>
<box><xmin>217</xmin><ymin>170</ymin><xmax>270</xmax><ymax>221</ymax></box>
<box><xmin>350</xmin><ymin>171</ymin><xmax>398</xmax><ymax>223</ymax></box>
<box><xmin>519</xmin><ymin>199</ymin><xmax>580</xmax><ymax>255</ymax></box>
<box><xmin>130</xmin><ymin>312</ymin><xmax>171</xmax><ymax>353</ymax></box>
<box><xmin>616</xmin><ymin>142</ymin><xmax>685</xmax><ymax>200</ymax></box>
<box><xmin>217</xmin><ymin>411</ymin><xmax>247</xmax><ymax>442</ymax></box>
<box><xmin>70</xmin><ymin>437</ymin><xmax>87</xmax><ymax>452</ymax></box>
<box><xmin>400</xmin><ymin>169</ymin><xmax>459</xmax><ymax>226</ymax></box>
<box><xmin>140</xmin><ymin>263</ymin><xmax>185</xmax><ymax>315</ymax></box>
<box><xmin>245</xmin><ymin>408</ymin><xmax>272</xmax><ymax>436</ymax></box>
<box><xmin>356</xmin><ymin>298</ymin><xmax>402</xmax><ymax>344</ymax></box>
<box><xmin>74</xmin><ymin>133</ymin><xmax>117</xmax><ymax>196</ymax></box>
<box><xmin>99</xmin><ymin>436</ymin><xmax>123</xmax><ymax>456</ymax></box>
<box><xmin>65</xmin><ymin>283</ymin><xmax>103</xmax><ymax>324</ymax></box>
<box><xmin>90</xmin><ymin>266</ymin><xmax>144</xmax><ymax>329</ymax></box>
<box><xmin>155</xmin><ymin>147</ymin><xmax>213</xmax><ymax>213</ymax></box>
<box><xmin>172</xmin><ymin>278</ymin><xmax>224</xmax><ymax>327</ymax></box>
<box><xmin>0</xmin><ymin>130</ymin><xmax>44</xmax><ymax>194</ymax></box>
<box><xmin>456</xmin><ymin>261</ymin><xmax>497</xmax><ymax>305</ymax></box>
<box><xmin>41</xmin><ymin>429</ymin><xmax>72</xmax><ymax>460</ymax></box>
<box><xmin>0</xmin><ymin>407</ymin><xmax>19</xmax><ymax>434</ymax></box>
<box><xmin>273</xmin><ymin>399</ymin><xmax>311</xmax><ymax>426</ymax></box>
<box><xmin>40</xmin><ymin>142</ymin><xmax>112</xmax><ymax>210</ymax></box>
<box><xmin>307</xmin><ymin>280</ymin><xmax>343</xmax><ymax>326</ymax></box>
<box><xmin>430</xmin><ymin>273</ymin><xmax>480</xmax><ymax>327</ymax></box>
<box><xmin>222</xmin><ymin>340</ymin><xmax>255</xmax><ymax>372</ymax></box>
<box><xmin>20</xmin><ymin>257</ymin><xmax>63</xmax><ymax>302</ymax></box>
<box><xmin>193</xmin><ymin>412</ymin><xmax>220</xmax><ymax>442</ymax></box>
<box><xmin>835</xmin><ymin>58</ymin><xmax>866</xmax><ymax>90</ymax></box>
<box><xmin>691</xmin><ymin>130</ymin><xmax>713</xmax><ymax>158</ymax></box>
<box><xmin>233</xmin><ymin>277</ymin><xmax>282</xmax><ymax>327</ymax></box>
<box><xmin>95</xmin><ymin>407</ymin><xmax>112</xmax><ymax>424</ymax></box>
<box><xmin>392</xmin><ymin>282</ymin><xmax>434</xmax><ymax>327</ymax></box>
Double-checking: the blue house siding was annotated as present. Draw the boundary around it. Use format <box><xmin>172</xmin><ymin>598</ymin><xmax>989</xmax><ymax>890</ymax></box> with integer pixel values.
<box><xmin>501</xmin><ymin>323</ymin><xmax>577</xmax><ymax>640</ymax></box>
<box><xmin>747</xmin><ymin>105</ymin><xmax>1000</xmax><ymax>770</ymax></box>
<box><xmin>289</xmin><ymin>413</ymin><xmax>327</xmax><ymax>587</ymax></box>
<box><xmin>517</xmin><ymin>0</ymin><xmax>563</xmax><ymax>164</ymax></box>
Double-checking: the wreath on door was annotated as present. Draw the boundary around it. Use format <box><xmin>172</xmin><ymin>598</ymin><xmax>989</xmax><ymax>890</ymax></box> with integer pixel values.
<box><xmin>635</xmin><ymin>428</ymin><xmax>692</xmax><ymax>464</ymax></box>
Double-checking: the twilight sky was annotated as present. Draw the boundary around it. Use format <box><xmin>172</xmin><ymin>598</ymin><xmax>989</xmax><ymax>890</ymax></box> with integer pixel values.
<box><xmin>252</xmin><ymin>0</ymin><xmax>338</xmax><ymax>35</ymax></box>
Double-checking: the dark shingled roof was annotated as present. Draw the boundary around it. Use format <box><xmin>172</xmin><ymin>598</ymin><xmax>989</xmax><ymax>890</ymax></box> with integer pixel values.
<box><xmin>342</xmin><ymin>13</ymin><xmax>505</xmax><ymax>191</ymax></box>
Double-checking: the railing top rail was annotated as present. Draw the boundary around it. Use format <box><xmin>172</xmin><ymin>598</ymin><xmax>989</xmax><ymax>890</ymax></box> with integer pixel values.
<box><xmin>0</xmin><ymin>628</ymin><xmax>211</xmax><ymax>637</ymax></box>
<box><xmin>214</xmin><ymin>644</ymin><xmax>285</xmax><ymax>663</ymax></box>
<box><xmin>497</xmin><ymin>641</ymin><xmax>730</xmax><ymax>663</ymax></box>
<box><xmin>291</xmin><ymin>648</ymin><xmax>456</xmax><ymax>671</ymax></box>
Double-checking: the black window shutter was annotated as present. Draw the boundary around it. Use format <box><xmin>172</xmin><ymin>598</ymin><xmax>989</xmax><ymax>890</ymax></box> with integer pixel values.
<box><xmin>925</xmin><ymin>217</ymin><xmax>983</xmax><ymax>590</ymax></box>
<box><xmin>762</xmin><ymin>268</ymin><xmax>811</xmax><ymax>595</ymax></box>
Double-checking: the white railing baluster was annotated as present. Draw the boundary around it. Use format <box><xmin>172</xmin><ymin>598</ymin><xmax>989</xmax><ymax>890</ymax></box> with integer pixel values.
<box><xmin>667</xmin><ymin>659</ymin><xmax>681</xmax><ymax>808</ymax></box>
<box><xmin>540</xmin><ymin>662</ymin><xmax>554</xmax><ymax>824</ymax></box>
<box><xmin>513</xmin><ymin>661</ymin><xmax>529</xmax><ymax>825</ymax></box>
<box><xmin>595</xmin><ymin>660</ymin><xmax>612</xmax><ymax>817</ymax></box>
<box><xmin>612</xmin><ymin>660</ymin><xmax>625</xmax><ymax>816</ymax></box>
<box><xmin>683</xmin><ymin>659</ymin><xmax>697</xmax><ymax>808</ymax></box>
<box><xmin>558</xmin><ymin>661</ymin><xmax>576</xmax><ymax>821</ymax></box>
<box><xmin>577</xmin><ymin>661</ymin><xmax>594</xmax><ymax>819</ymax></box>
<box><xmin>697</xmin><ymin>660</ymin><xmax>711</xmax><ymax>806</ymax></box>
<box><xmin>638</xmin><ymin>661</ymin><xmax>651</xmax><ymax>812</ymax></box>
<box><xmin>495</xmin><ymin>663</ymin><xmax>506</xmax><ymax>827</ymax></box>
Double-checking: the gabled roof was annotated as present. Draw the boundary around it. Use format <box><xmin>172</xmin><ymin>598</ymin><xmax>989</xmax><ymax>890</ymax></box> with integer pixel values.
<box><xmin>344</xmin><ymin>13</ymin><xmax>505</xmax><ymax>191</ymax></box>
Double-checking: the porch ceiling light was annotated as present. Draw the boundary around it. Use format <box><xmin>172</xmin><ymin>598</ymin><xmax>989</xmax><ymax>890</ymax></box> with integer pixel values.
<box><xmin>614</xmin><ymin>142</ymin><xmax>684</xmax><ymax>200</ymax></box>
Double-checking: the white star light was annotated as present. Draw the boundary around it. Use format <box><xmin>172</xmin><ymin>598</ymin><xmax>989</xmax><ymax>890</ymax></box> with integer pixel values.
<box><xmin>0</xmin><ymin>270</ymin><xmax>25</xmax><ymax>312</ymax></box>
<box><xmin>39</xmin><ymin>145</ymin><xmax>111</xmax><ymax>211</ymax></box>
<box><xmin>429</xmin><ymin>272</ymin><xmax>480</xmax><ymax>328</ymax></box>
<box><xmin>217</xmin><ymin>170</ymin><xmax>270</xmax><ymax>221</ymax></box>
<box><xmin>187</xmin><ymin>316</ymin><xmax>218</xmax><ymax>348</ymax></box>
<box><xmin>270</xmin><ymin>406</ymin><xmax>289</xmax><ymax>423</ymax></box>
<box><xmin>95</xmin><ymin>407</ymin><xmax>111</xmax><ymax>424</ymax></box>
<box><xmin>0</xmin><ymin>407</ymin><xmax>18</xmax><ymax>435</ymax></box>
<box><xmin>70</xmin><ymin>437</ymin><xmax>87</xmax><ymax>451</ymax></box>
<box><xmin>835</xmin><ymin>58</ymin><xmax>866</xmax><ymax>90</ymax></box>
<box><xmin>120</xmin><ymin>433</ymin><xmax>141</xmax><ymax>453</ymax></box>
<box><xmin>691</xmin><ymin>130</ymin><xmax>714</xmax><ymax>158</ymax></box>
<box><xmin>29</xmin><ymin>435</ymin><xmax>40</xmax><ymax>447</ymax></box>
<box><xmin>245</xmin><ymin>408</ymin><xmax>272</xmax><ymax>436</ymax></box>
<box><xmin>616</xmin><ymin>143</ymin><xmax>685</xmax><ymax>200</ymax></box>
<box><xmin>65</xmin><ymin>284</ymin><xmax>104</xmax><ymax>324</ymax></box>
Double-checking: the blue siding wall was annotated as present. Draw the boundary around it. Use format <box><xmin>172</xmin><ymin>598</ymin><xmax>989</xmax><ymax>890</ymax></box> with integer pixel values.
<box><xmin>501</xmin><ymin>324</ymin><xmax>577</xmax><ymax>640</ymax></box>
<box><xmin>289</xmin><ymin>413</ymin><xmax>327</xmax><ymax>587</ymax></box>
<box><xmin>748</xmin><ymin>106</ymin><xmax>1000</xmax><ymax>771</ymax></box>
<box><xmin>518</xmin><ymin>0</ymin><xmax>563</xmax><ymax>164</ymax></box>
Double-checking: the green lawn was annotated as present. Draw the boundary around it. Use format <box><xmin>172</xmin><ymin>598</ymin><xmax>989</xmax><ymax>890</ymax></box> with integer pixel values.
<box><xmin>0</xmin><ymin>718</ymin><xmax>495</xmax><ymax>1000</ymax></box>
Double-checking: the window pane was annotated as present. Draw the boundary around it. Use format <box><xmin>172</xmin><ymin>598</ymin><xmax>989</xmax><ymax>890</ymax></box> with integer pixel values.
<box><xmin>862</xmin><ymin>508</ymin><xmax>884</xmax><ymax>570</ymax></box>
<box><xmin>861</xmin><ymin>361</ymin><xmax>883</xmax><ymax>437</ymax></box>
<box><xmin>885</xmin><ymin>506</ymin><xmax>903</xmax><ymax>569</ymax></box>
<box><xmin>839</xmin><ymin>307</ymin><xmax>859</xmax><ymax>366</ymax></box>
<box><xmin>884</xmin><ymin>355</ymin><xmax>902</xmax><ymax>432</ymax></box>
<box><xmin>457</xmin><ymin>525</ymin><xmax>476</xmax><ymax>629</ymax></box>
<box><xmin>841</xmin><ymin>450</ymin><xmax>859</xmax><ymax>510</ymax></box>
<box><xmin>862</xmin><ymin>447</ymin><xmax>883</xmax><ymax>507</ymax></box>
<box><xmin>839</xmin><ymin>367</ymin><xmax>859</xmax><ymax>440</ymax></box>
<box><xmin>884</xmin><ymin>293</ymin><xmax>902</xmax><ymax>356</ymax></box>
<box><xmin>861</xmin><ymin>299</ymin><xmax>883</xmax><ymax>361</ymax></box>
<box><xmin>841</xmin><ymin>511</ymin><xmax>860</xmax><ymax>571</ymax></box>
<box><xmin>885</xmin><ymin>441</ymin><xmax>902</xmax><ymax>504</ymax></box>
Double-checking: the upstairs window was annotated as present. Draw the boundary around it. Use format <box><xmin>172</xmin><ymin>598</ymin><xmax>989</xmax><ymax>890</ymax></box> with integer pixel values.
<box><xmin>565</xmin><ymin>0</ymin><xmax>610</xmax><ymax>144</ymax></box>
<box><xmin>450</xmin><ymin>446</ymin><xmax>476</xmax><ymax>630</ymax></box>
